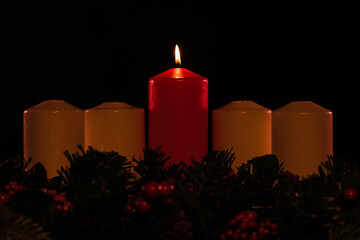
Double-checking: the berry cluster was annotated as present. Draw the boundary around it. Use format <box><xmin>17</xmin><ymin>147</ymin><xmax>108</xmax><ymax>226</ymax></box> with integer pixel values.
<box><xmin>131</xmin><ymin>181</ymin><xmax>175</xmax><ymax>213</ymax></box>
<box><xmin>0</xmin><ymin>181</ymin><xmax>26</xmax><ymax>204</ymax></box>
<box><xmin>222</xmin><ymin>210</ymin><xmax>278</xmax><ymax>240</ymax></box>
<box><xmin>43</xmin><ymin>189</ymin><xmax>74</xmax><ymax>216</ymax></box>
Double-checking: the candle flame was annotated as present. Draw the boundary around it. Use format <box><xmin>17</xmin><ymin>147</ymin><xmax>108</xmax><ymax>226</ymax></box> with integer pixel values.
<box><xmin>175</xmin><ymin>44</ymin><xmax>181</xmax><ymax>66</ymax></box>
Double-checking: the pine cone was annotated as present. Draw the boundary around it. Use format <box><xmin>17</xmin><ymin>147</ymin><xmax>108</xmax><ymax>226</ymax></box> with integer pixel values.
<box><xmin>156</xmin><ymin>209</ymin><xmax>192</xmax><ymax>240</ymax></box>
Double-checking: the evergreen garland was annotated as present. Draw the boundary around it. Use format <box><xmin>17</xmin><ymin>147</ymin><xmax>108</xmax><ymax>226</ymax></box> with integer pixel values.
<box><xmin>0</xmin><ymin>147</ymin><xmax>359</xmax><ymax>240</ymax></box>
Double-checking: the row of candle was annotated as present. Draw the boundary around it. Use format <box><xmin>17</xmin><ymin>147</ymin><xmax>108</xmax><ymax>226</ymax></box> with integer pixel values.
<box><xmin>23</xmin><ymin>99</ymin><xmax>332</xmax><ymax>178</ymax></box>
<box><xmin>213</xmin><ymin>100</ymin><xmax>333</xmax><ymax>177</ymax></box>
<box><xmin>23</xmin><ymin>45</ymin><xmax>333</xmax><ymax>178</ymax></box>
<box><xmin>23</xmin><ymin>100</ymin><xmax>144</xmax><ymax>178</ymax></box>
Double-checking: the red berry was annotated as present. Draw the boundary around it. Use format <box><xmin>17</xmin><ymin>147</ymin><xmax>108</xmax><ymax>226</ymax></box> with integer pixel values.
<box><xmin>232</xmin><ymin>232</ymin><xmax>240</xmax><ymax>240</ymax></box>
<box><xmin>63</xmin><ymin>204</ymin><xmax>70</xmax><ymax>212</ymax></box>
<box><xmin>56</xmin><ymin>204</ymin><xmax>63</xmax><ymax>211</ymax></box>
<box><xmin>264</xmin><ymin>220</ymin><xmax>272</xmax><ymax>228</ymax></box>
<box><xmin>58</xmin><ymin>195</ymin><xmax>67</xmax><ymax>202</ymax></box>
<box><xmin>229</xmin><ymin>218</ymin><xmax>238</xmax><ymax>226</ymax></box>
<box><xmin>240</xmin><ymin>222</ymin><xmax>247</xmax><ymax>230</ymax></box>
<box><xmin>64</xmin><ymin>201</ymin><xmax>72</xmax><ymax>207</ymax></box>
<box><xmin>125</xmin><ymin>201</ymin><xmax>134</xmax><ymax>214</ymax></box>
<box><xmin>270</xmin><ymin>223</ymin><xmax>278</xmax><ymax>230</ymax></box>
<box><xmin>240</xmin><ymin>232</ymin><xmax>248</xmax><ymax>240</ymax></box>
<box><xmin>142</xmin><ymin>181</ymin><xmax>160</xmax><ymax>200</ymax></box>
<box><xmin>135</xmin><ymin>196</ymin><xmax>153</xmax><ymax>213</ymax></box>
<box><xmin>226</xmin><ymin>229</ymin><xmax>233</xmax><ymax>237</ymax></box>
<box><xmin>10</xmin><ymin>181</ymin><xmax>18</xmax><ymax>187</ymax></box>
<box><xmin>251</xmin><ymin>233</ymin><xmax>259</xmax><ymax>240</ymax></box>
<box><xmin>158</xmin><ymin>181</ymin><xmax>174</xmax><ymax>198</ymax></box>
<box><xmin>54</xmin><ymin>195</ymin><xmax>67</xmax><ymax>203</ymax></box>
<box><xmin>244</xmin><ymin>210</ymin><xmax>257</xmax><ymax>221</ymax></box>
<box><xmin>47</xmin><ymin>189</ymin><xmax>57</xmax><ymax>196</ymax></box>
<box><xmin>248</xmin><ymin>221</ymin><xmax>258</xmax><ymax>229</ymax></box>
<box><xmin>344</xmin><ymin>188</ymin><xmax>358</xmax><ymax>201</ymax></box>
<box><xmin>4</xmin><ymin>184</ymin><xmax>11</xmax><ymax>191</ymax></box>
<box><xmin>258</xmin><ymin>227</ymin><xmax>266</xmax><ymax>240</ymax></box>
<box><xmin>236</xmin><ymin>214</ymin><xmax>245</xmax><ymax>222</ymax></box>
<box><xmin>0</xmin><ymin>193</ymin><xmax>10</xmax><ymax>204</ymax></box>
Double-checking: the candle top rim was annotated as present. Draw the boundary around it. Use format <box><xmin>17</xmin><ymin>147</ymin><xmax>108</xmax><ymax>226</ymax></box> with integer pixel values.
<box><xmin>274</xmin><ymin>101</ymin><xmax>332</xmax><ymax>113</ymax></box>
<box><xmin>25</xmin><ymin>100</ymin><xmax>82</xmax><ymax>111</ymax></box>
<box><xmin>214</xmin><ymin>100</ymin><xmax>271</xmax><ymax>112</ymax></box>
<box><xmin>151</xmin><ymin>68</ymin><xmax>206</xmax><ymax>80</ymax></box>
<box><xmin>86</xmin><ymin>102</ymin><xmax>143</xmax><ymax>110</ymax></box>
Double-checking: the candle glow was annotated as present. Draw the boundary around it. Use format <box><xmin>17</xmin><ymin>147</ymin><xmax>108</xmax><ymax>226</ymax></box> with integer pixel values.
<box><xmin>175</xmin><ymin>44</ymin><xmax>181</xmax><ymax>66</ymax></box>
<box><xmin>148</xmin><ymin>45</ymin><xmax>208</xmax><ymax>165</ymax></box>
<box><xmin>272</xmin><ymin>101</ymin><xmax>333</xmax><ymax>177</ymax></box>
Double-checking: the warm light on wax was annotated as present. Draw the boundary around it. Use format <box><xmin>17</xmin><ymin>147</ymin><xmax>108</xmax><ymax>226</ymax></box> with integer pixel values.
<box><xmin>272</xmin><ymin>101</ymin><xmax>333</xmax><ymax>177</ymax></box>
<box><xmin>85</xmin><ymin>102</ymin><xmax>144</xmax><ymax>162</ymax></box>
<box><xmin>23</xmin><ymin>100</ymin><xmax>84</xmax><ymax>178</ymax></box>
<box><xmin>213</xmin><ymin>101</ymin><xmax>272</xmax><ymax>169</ymax></box>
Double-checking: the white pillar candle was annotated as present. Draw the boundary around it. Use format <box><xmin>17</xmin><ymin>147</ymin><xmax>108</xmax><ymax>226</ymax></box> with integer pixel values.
<box><xmin>272</xmin><ymin>101</ymin><xmax>333</xmax><ymax>177</ymax></box>
<box><xmin>23</xmin><ymin>100</ymin><xmax>84</xmax><ymax>178</ymax></box>
<box><xmin>85</xmin><ymin>102</ymin><xmax>144</xmax><ymax>161</ymax></box>
<box><xmin>213</xmin><ymin>100</ymin><xmax>272</xmax><ymax>169</ymax></box>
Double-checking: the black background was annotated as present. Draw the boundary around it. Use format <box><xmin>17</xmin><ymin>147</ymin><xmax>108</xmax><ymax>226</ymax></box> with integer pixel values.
<box><xmin>1</xmin><ymin>1</ymin><xmax>358</xmax><ymax>160</ymax></box>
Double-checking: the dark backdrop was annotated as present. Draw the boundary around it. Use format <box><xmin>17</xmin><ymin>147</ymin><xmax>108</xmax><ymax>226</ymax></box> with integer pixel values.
<box><xmin>1</xmin><ymin>1</ymin><xmax>358</xmax><ymax>160</ymax></box>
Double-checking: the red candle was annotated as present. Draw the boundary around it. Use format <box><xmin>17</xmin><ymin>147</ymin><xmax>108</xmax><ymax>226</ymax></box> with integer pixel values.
<box><xmin>149</xmin><ymin>45</ymin><xmax>208</xmax><ymax>165</ymax></box>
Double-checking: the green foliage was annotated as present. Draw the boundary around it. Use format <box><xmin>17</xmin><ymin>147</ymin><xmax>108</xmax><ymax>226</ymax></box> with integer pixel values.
<box><xmin>183</xmin><ymin>149</ymin><xmax>235</xmax><ymax>197</ymax></box>
<box><xmin>0</xmin><ymin>156</ymin><xmax>31</xmax><ymax>188</ymax></box>
<box><xmin>0</xmin><ymin>203</ymin><xmax>50</xmax><ymax>240</ymax></box>
<box><xmin>319</xmin><ymin>155</ymin><xmax>360</xmax><ymax>190</ymax></box>
<box><xmin>329</xmin><ymin>221</ymin><xmax>360</xmax><ymax>240</ymax></box>
<box><xmin>174</xmin><ymin>150</ymin><xmax>237</xmax><ymax>239</ymax></box>
<box><xmin>57</xmin><ymin>146</ymin><xmax>135</xmax><ymax>238</ymax></box>
<box><xmin>275</xmin><ymin>174</ymin><xmax>339</xmax><ymax>240</ymax></box>
<box><xmin>1</xmin><ymin>147</ymin><xmax>360</xmax><ymax>240</ymax></box>
<box><xmin>59</xmin><ymin>146</ymin><xmax>134</xmax><ymax>196</ymax></box>
<box><xmin>133</xmin><ymin>146</ymin><xmax>184</xmax><ymax>185</ymax></box>
<box><xmin>237</xmin><ymin>154</ymin><xmax>283</xmax><ymax>192</ymax></box>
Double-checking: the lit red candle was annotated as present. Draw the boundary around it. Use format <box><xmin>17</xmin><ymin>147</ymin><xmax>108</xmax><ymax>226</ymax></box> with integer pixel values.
<box><xmin>149</xmin><ymin>45</ymin><xmax>208</xmax><ymax>165</ymax></box>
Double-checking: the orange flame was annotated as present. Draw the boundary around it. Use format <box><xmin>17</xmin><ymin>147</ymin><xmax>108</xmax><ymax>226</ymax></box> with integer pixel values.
<box><xmin>175</xmin><ymin>44</ymin><xmax>181</xmax><ymax>66</ymax></box>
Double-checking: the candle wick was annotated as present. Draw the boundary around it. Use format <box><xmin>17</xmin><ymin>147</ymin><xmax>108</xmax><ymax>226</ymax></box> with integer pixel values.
<box><xmin>176</xmin><ymin>62</ymin><xmax>181</xmax><ymax>68</ymax></box>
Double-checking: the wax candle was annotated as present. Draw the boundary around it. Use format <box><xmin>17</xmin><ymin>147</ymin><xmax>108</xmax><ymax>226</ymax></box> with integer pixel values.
<box><xmin>213</xmin><ymin>100</ymin><xmax>272</xmax><ymax>168</ymax></box>
<box><xmin>272</xmin><ymin>101</ymin><xmax>333</xmax><ymax>177</ymax></box>
<box><xmin>149</xmin><ymin>45</ymin><xmax>208</xmax><ymax>165</ymax></box>
<box><xmin>23</xmin><ymin>100</ymin><xmax>84</xmax><ymax>178</ymax></box>
<box><xmin>85</xmin><ymin>102</ymin><xmax>144</xmax><ymax>161</ymax></box>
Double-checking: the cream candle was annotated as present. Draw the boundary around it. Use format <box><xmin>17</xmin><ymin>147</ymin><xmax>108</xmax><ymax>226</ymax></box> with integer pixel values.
<box><xmin>23</xmin><ymin>100</ymin><xmax>84</xmax><ymax>178</ymax></box>
<box><xmin>272</xmin><ymin>101</ymin><xmax>333</xmax><ymax>177</ymax></box>
<box><xmin>213</xmin><ymin>100</ymin><xmax>272</xmax><ymax>168</ymax></box>
<box><xmin>85</xmin><ymin>102</ymin><xmax>144</xmax><ymax>162</ymax></box>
